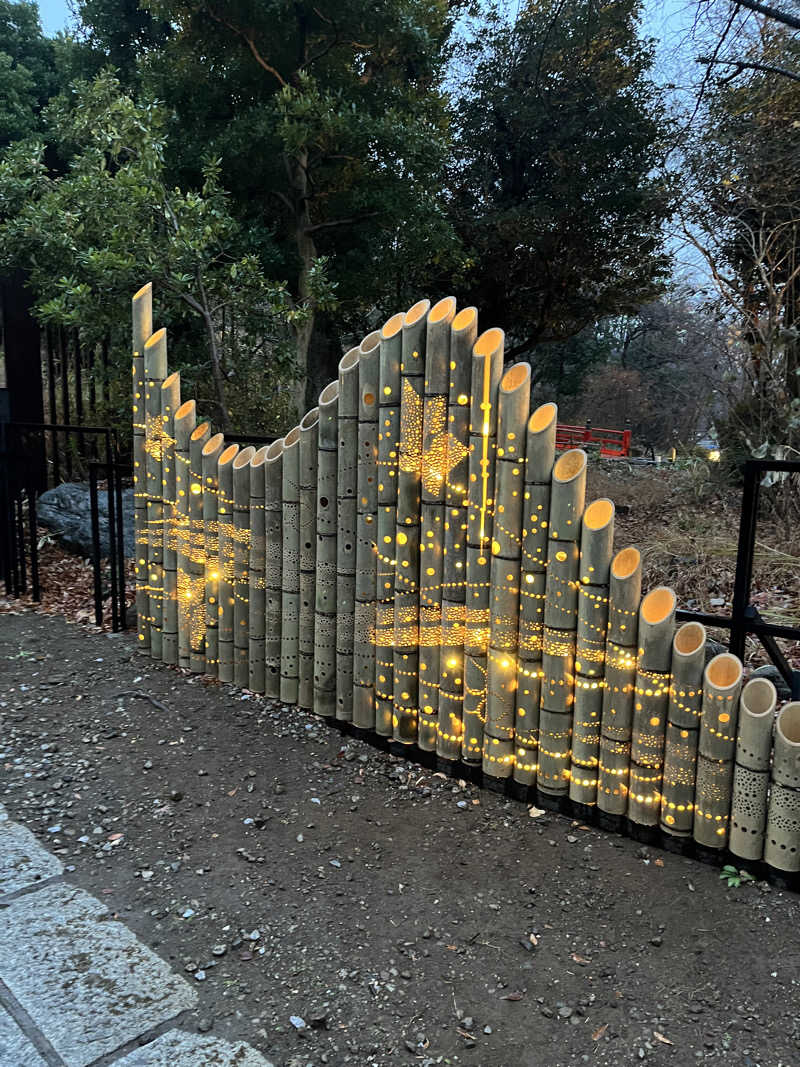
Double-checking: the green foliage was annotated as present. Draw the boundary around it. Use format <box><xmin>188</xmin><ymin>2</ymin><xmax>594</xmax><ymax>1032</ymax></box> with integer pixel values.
<box><xmin>720</xmin><ymin>865</ymin><xmax>755</xmax><ymax>889</ymax></box>
<box><xmin>0</xmin><ymin>0</ymin><xmax>59</xmax><ymax>147</ymax></box>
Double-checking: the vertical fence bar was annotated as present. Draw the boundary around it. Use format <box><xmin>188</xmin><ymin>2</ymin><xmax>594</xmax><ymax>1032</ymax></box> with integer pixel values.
<box><xmin>280</xmin><ymin>427</ymin><xmax>301</xmax><ymax>704</ymax></box>
<box><xmin>217</xmin><ymin>442</ymin><xmax>240</xmax><ymax>682</ymax></box>
<box><xmin>89</xmin><ymin>464</ymin><xmax>103</xmax><ymax>626</ymax></box>
<box><xmin>336</xmin><ymin>347</ymin><xmax>361</xmax><ymax>722</ymax></box>
<box><xmin>27</xmin><ymin>488</ymin><xmax>39</xmax><ymax>602</ymax></box>
<box><xmin>265</xmin><ymin>438</ymin><xmax>284</xmax><ymax>698</ymax></box>
<box><xmin>298</xmin><ymin>407</ymin><xmax>320</xmax><ymax>710</ymax></box>
<box><xmin>160</xmin><ymin>372</ymin><xmax>182</xmax><ymax>662</ymax></box>
<box><xmin>248</xmin><ymin>445</ymin><xmax>268</xmax><ymax>693</ymax></box>
<box><xmin>132</xmin><ymin>283</ymin><xmax>153</xmax><ymax>651</ymax></box>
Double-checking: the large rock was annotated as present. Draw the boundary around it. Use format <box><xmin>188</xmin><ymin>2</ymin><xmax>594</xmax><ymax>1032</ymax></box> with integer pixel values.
<box><xmin>37</xmin><ymin>482</ymin><xmax>134</xmax><ymax>559</ymax></box>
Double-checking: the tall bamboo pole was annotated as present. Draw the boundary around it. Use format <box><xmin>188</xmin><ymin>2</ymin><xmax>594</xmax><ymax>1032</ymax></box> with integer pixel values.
<box><xmin>189</xmin><ymin>421</ymin><xmax>211</xmax><ymax>673</ymax></box>
<box><xmin>514</xmin><ymin>402</ymin><xmax>557</xmax><ymax>789</ymax></box>
<box><xmin>217</xmin><ymin>442</ymin><xmax>240</xmax><ymax>683</ymax></box>
<box><xmin>660</xmin><ymin>621</ymin><xmax>706</xmax><ymax>838</ymax></box>
<box><xmin>281</xmin><ymin>426</ymin><xmax>301</xmax><ymax>704</ymax></box>
<box><xmin>173</xmin><ymin>398</ymin><xmax>196</xmax><ymax>669</ymax></box>
<box><xmin>314</xmin><ymin>384</ymin><xmax>339</xmax><ymax>717</ymax></box>
<box><xmin>337</xmin><ymin>347</ymin><xmax>361</xmax><ymax>721</ymax></box>
<box><xmin>538</xmin><ymin>448</ymin><xmax>587</xmax><ymax>798</ymax></box>
<box><xmin>265</xmin><ymin>438</ymin><xmax>284</xmax><ymax>698</ymax></box>
<box><xmin>462</xmin><ymin>327</ymin><xmax>504</xmax><ymax>764</ymax></box>
<box><xmin>730</xmin><ymin>677</ymin><xmax>777</xmax><ymax>861</ymax></box>
<box><xmin>375</xmin><ymin>313</ymin><xmax>404</xmax><ymax>736</ymax></box>
<box><xmin>484</xmin><ymin>361</ymin><xmax>531</xmax><ymax>782</ymax></box>
<box><xmin>419</xmin><ymin>297</ymin><xmax>457</xmax><ymax>751</ymax></box>
<box><xmin>233</xmin><ymin>446</ymin><xmax>255</xmax><ymax>688</ymax></box>
<box><xmin>597</xmin><ymin>546</ymin><xmax>642</xmax><ymax>815</ymax></box>
<box><xmin>132</xmin><ymin>283</ymin><xmax>152</xmax><ymax>653</ymax></box>
<box><xmin>437</xmin><ymin>307</ymin><xmax>478</xmax><ymax>764</ymax></box>
<box><xmin>353</xmin><ymin>332</ymin><xmax>382</xmax><ymax>730</ymax></box>
<box><xmin>693</xmin><ymin>652</ymin><xmax>743</xmax><ymax>849</ymax></box>
<box><xmin>299</xmin><ymin>407</ymin><xmax>320</xmax><ymax>710</ymax></box>
<box><xmin>764</xmin><ymin>701</ymin><xmax>800</xmax><ymax>872</ymax></box>
<box><xmin>202</xmin><ymin>432</ymin><xmax>225</xmax><ymax>678</ymax></box>
<box><xmin>248</xmin><ymin>445</ymin><xmax>269</xmax><ymax>694</ymax></box>
<box><xmin>160</xmin><ymin>371</ymin><xmax>181</xmax><ymax>665</ymax></box>
<box><xmin>568</xmin><ymin>498</ymin><xmax>614</xmax><ymax>806</ymax></box>
<box><xmin>143</xmin><ymin>328</ymin><xmax>168</xmax><ymax>660</ymax></box>
<box><xmin>628</xmin><ymin>587</ymin><xmax>676</xmax><ymax>825</ymax></box>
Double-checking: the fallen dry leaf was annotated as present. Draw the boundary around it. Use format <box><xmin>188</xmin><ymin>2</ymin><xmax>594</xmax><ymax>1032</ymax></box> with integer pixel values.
<box><xmin>654</xmin><ymin>858</ymin><xmax>664</xmax><ymax>868</ymax></box>
<box><xmin>528</xmin><ymin>806</ymin><xmax>546</xmax><ymax>818</ymax></box>
<box><xmin>500</xmin><ymin>991</ymin><xmax>524</xmax><ymax>1001</ymax></box>
<box><xmin>571</xmin><ymin>953</ymin><xmax>591</xmax><ymax>964</ymax></box>
<box><xmin>653</xmin><ymin>1031</ymin><xmax>673</xmax><ymax>1045</ymax></box>
<box><xmin>592</xmin><ymin>1024</ymin><xmax>609</xmax><ymax>1041</ymax></box>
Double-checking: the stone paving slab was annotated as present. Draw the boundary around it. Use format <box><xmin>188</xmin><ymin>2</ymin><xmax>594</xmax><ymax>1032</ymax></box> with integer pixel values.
<box><xmin>0</xmin><ymin>882</ymin><xmax>197</xmax><ymax>1067</ymax></box>
<box><xmin>0</xmin><ymin>803</ymin><xmax>7</xmax><ymax>820</ymax></box>
<box><xmin>0</xmin><ymin>1004</ymin><xmax>49</xmax><ymax>1067</ymax></box>
<box><xmin>115</xmin><ymin>1031</ymin><xmax>275</xmax><ymax>1066</ymax></box>
<box><xmin>0</xmin><ymin>819</ymin><xmax>63</xmax><ymax>897</ymax></box>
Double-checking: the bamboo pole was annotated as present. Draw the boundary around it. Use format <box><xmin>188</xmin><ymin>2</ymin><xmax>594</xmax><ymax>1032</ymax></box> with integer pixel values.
<box><xmin>353</xmin><ymin>331</ymin><xmax>382</xmax><ymax>730</ymax></box>
<box><xmin>660</xmin><ymin>622</ymin><xmax>706</xmax><ymax>837</ymax></box>
<box><xmin>217</xmin><ymin>442</ymin><xmax>240</xmax><ymax>683</ymax></box>
<box><xmin>437</xmin><ymin>307</ymin><xmax>478</xmax><ymax>764</ymax></box>
<box><xmin>265</xmin><ymin>438</ymin><xmax>284</xmax><ymax>698</ymax></box>
<box><xmin>514</xmin><ymin>402</ymin><xmax>557</xmax><ymax>789</ymax></box>
<box><xmin>202</xmin><ymin>432</ymin><xmax>225</xmax><ymax>678</ymax></box>
<box><xmin>597</xmin><ymin>546</ymin><xmax>642</xmax><ymax>815</ymax></box>
<box><xmin>132</xmin><ymin>283</ymin><xmax>152</xmax><ymax>653</ymax></box>
<box><xmin>143</xmin><ymin>328</ymin><xmax>168</xmax><ymax>660</ymax></box>
<box><xmin>694</xmin><ymin>652</ymin><xmax>744</xmax><ymax>849</ymax></box>
<box><xmin>233</xmin><ymin>446</ymin><xmax>255</xmax><ymax>688</ymax></box>
<box><xmin>337</xmin><ymin>347</ymin><xmax>361</xmax><ymax>722</ymax></box>
<box><xmin>484</xmin><ymin>361</ymin><xmax>531</xmax><ymax>782</ymax></box>
<box><xmin>375</xmin><ymin>313</ymin><xmax>404</xmax><ymax>736</ymax></box>
<box><xmin>730</xmin><ymin>678</ymin><xmax>777</xmax><ymax>861</ymax></box>
<box><xmin>314</xmin><ymin>384</ymin><xmax>338</xmax><ymax>717</ymax></box>
<box><xmin>419</xmin><ymin>297</ymin><xmax>457</xmax><ymax>751</ymax></box>
<box><xmin>160</xmin><ymin>371</ymin><xmax>181</xmax><ymax>665</ymax></box>
<box><xmin>173</xmin><ymin>398</ymin><xmax>196</xmax><ymax>669</ymax></box>
<box><xmin>569</xmin><ymin>498</ymin><xmax>614</xmax><ymax>806</ymax></box>
<box><xmin>462</xmin><ymin>327</ymin><xmax>504</xmax><ymax>764</ymax></box>
<box><xmin>248</xmin><ymin>445</ymin><xmax>269</xmax><ymax>694</ymax></box>
<box><xmin>281</xmin><ymin>426</ymin><xmax>301</xmax><ymax>704</ymax></box>
<box><xmin>299</xmin><ymin>407</ymin><xmax>320</xmax><ymax>710</ymax></box>
<box><xmin>189</xmin><ymin>421</ymin><xmax>211</xmax><ymax>673</ymax></box>
<box><xmin>628</xmin><ymin>587</ymin><xmax>676</xmax><ymax>825</ymax></box>
<box><xmin>764</xmin><ymin>702</ymin><xmax>800</xmax><ymax>872</ymax></box>
<box><xmin>538</xmin><ymin>448</ymin><xmax>587</xmax><ymax>797</ymax></box>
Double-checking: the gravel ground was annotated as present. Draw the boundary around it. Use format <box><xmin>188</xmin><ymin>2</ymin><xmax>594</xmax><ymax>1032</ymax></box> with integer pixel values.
<box><xmin>2</xmin><ymin>612</ymin><xmax>800</xmax><ymax>1067</ymax></box>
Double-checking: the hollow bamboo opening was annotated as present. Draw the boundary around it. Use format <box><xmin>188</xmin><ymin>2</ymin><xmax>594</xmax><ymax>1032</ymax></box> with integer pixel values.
<box><xmin>219</xmin><ymin>444</ymin><xmax>239</xmax><ymax>467</ymax></box>
<box><xmin>706</xmin><ymin>652</ymin><xmax>743</xmax><ymax>690</ymax></box>
<box><xmin>553</xmin><ymin>448</ymin><xmax>586</xmax><ymax>483</ymax></box>
<box><xmin>474</xmin><ymin>327</ymin><xmax>503</xmax><ymax>358</ymax></box>
<box><xmin>144</xmin><ymin>328</ymin><xmax>166</xmax><ymax>350</ymax></box>
<box><xmin>529</xmin><ymin>402</ymin><xmax>557</xmax><ymax>434</ymax></box>
<box><xmin>429</xmin><ymin>296</ymin><xmax>456</xmax><ymax>324</ymax></box>
<box><xmin>405</xmin><ymin>299</ymin><xmax>429</xmax><ymax>326</ymax></box>
<box><xmin>284</xmin><ymin>426</ymin><xmax>301</xmax><ymax>449</ymax></box>
<box><xmin>360</xmin><ymin>331</ymin><xmax>381</xmax><ymax>353</ymax></box>
<box><xmin>202</xmin><ymin>432</ymin><xmax>225</xmax><ymax>457</ymax></box>
<box><xmin>611</xmin><ymin>546</ymin><xmax>640</xmax><ymax>580</ymax></box>
<box><xmin>251</xmin><ymin>445</ymin><xmax>268</xmax><ymax>467</ymax></box>
<box><xmin>319</xmin><ymin>381</ymin><xmax>339</xmax><ymax>406</ymax></box>
<box><xmin>176</xmin><ymin>400</ymin><xmax>195</xmax><ymax>420</ymax></box>
<box><xmin>500</xmin><ymin>362</ymin><xmax>530</xmax><ymax>392</ymax></box>
<box><xmin>265</xmin><ymin>438</ymin><xmax>284</xmax><ymax>461</ymax></box>
<box><xmin>641</xmin><ymin>587</ymin><xmax>675</xmax><ymax>625</ymax></box>
<box><xmin>583</xmin><ymin>498</ymin><xmax>614</xmax><ymax>530</ymax></box>
<box><xmin>162</xmin><ymin>371</ymin><xmax>179</xmax><ymax>391</ymax></box>
<box><xmin>233</xmin><ymin>446</ymin><xmax>255</xmax><ymax>470</ymax></box>
<box><xmin>674</xmin><ymin>621</ymin><xmax>705</xmax><ymax>656</ymax></box>
<box><xmin>300</xmin><ymin>406</ymin><xmax>320</xmax><ymax>430</ymax></box>
<box><xmin>777</xmin><ymin>702</ymin><xmax>800</xmax><ymax>744</ymax></box>
<box><xmin>133</xmin><ymin>282</ymin><xmax>152</xmax><ymax>302</ymax></box>
<box><xmin>741</xmin><ymin>677</ymin><xmax>777</xmax><ymax>717</ymax></box>
<box><xmin>381</xmin><ymin>312</ymin><xmax>404</xmax><ymax>339</ymax></box>
<box><xmin>339</xmin><ymin>347</ymin><xmax>360</xmax><ymax>373</ymax></box>
<box><xmin>452</xmin><ymin>307</ymin><xmax>477</xmax><ymax>331</ymax></box>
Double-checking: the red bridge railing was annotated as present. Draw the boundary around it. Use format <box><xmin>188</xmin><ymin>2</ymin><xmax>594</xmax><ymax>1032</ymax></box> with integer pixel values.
<box><xmin>556</xmin><ymin>422</ymin><xmax>631</xmax><ymax>458</ymax></box>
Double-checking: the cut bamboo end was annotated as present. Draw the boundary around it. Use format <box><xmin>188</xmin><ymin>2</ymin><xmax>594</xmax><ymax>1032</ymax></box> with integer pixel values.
<box><xmin>772</xmin><ymin>702</ymin><xmax>800</xmax><ymax>787</ymax></box>
<box><xmin>579</xmin><ymin>498</ymin><xmax>614</xmax><ymax>587</ymax></box>
<box><xmin>251</xmin><ymin>445</ymin><xmax>269</xmax><ymax>470</ymax></box>
<box><xmin>404</xmin><ymin>298</ymin><xmax>430</xmax><ymax>328</ymax></box>
<box><xmin>132</xmin><ymin>283</ymin><xmax>153</xmax><ymax>356</ymax></box>
<box><xmin>144</xmin><ymin>327</ymin><xmax>167</xmax><ymax>379</ymax></box>
<box><xmin>202</xmin><ymin>432</ymin><xmax>225</xmax><ymax>458</ymax></box>
<box><xmin>741</xmin><ymin>677</ymin><xmax>777</xmax><ymax>719</ymax></box>
<box><xmin>300</xmin><ymin>407</ymin><xmax>320</xmax><ymax>432</ymax></box>
<box><xmin>674</xmin><ymin>620</ymin><xmax>705</xmax><ymax>657</ymax></box>
<box><xmin>381</xmin><ymin>312</ymin><xmax>404</xmax><ymax>340</ymax></box>
<box><xmin>729</xmin><ymin>677</ymin><xmax>777</xmax><ymax>861</ymax></box>
<box><xmin>638</xmin><ymin>587</ymin><xmax>676</xmax><ymax>673</ymax></box>
<box><xmin>452</xmin><ymin>306</ymin><xmax>477</xmax><ymax>333</ymax></box>
<box><xmin>705</xmin><ymin>652</ymin><xmax>744</xmax><ymax>693</ymax></box>
<box><xmin>429</xmin><ymin>295</ymin><xmax>457</xmax><ymax>325</ymax></box>
<box><xmin>526</xmin><ymin>403</ymin><xmax>558</xmax><ymax>484</ymax></box>
<box><xmin>612</xmin><ymin>546</ymin><xmax>640</xmax><ymax>581</ymax></box>
<box><xmin>192</xmin><ymin>421</ymin><xmax>211</xmax><ymax>443</ymax></box>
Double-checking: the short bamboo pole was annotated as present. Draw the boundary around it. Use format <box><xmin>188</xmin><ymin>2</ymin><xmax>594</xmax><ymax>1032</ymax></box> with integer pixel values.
<box><xmin>160</xmin><ymin>371</ymin><xmax>181</xmax><ymax>665</ymax></box>
<box><xmin>437</xmin><ymin>307</ymin><xmax>478</xmax><ymax>763</ymax></box>
<box><xmin>628</xmin><ymin>587</ymin><xmax>676</xmax><ymax>825</ymax></box>
<box><xmin>484</xmin><ymin>361</ymin><xmax>531</xmax><ymax>782</ymax></box>
<box><xmin>375</xmin><ymin>314</ymin><xmax>404</xmax><ymax>736</ymax></box>
<box><xmin>569</xmin><ymin>498</ymin><xmax>614</xmax><ymax>806</ymax></box>
<box><xmin>216</xmin><ymin>442</ymin><xmax>240</xmax><ymax>683</ymax></box>
<box><xmin>201</xmin><ymin>432</ymin><xmax>225</xmax><ymax>678</ymax></box>
<box><xmin>314</xmin><ymin>384</ymin><xmax>339</xmax><ymax>717</ymax></box>
<box><xmin>597</xmin><ymin>547</ymin><xmax>642</xmax><ymax>815</ymax></box>
<box><xmin>337</xmin><ymin>347</ymin><xmax>361</xmax><ymax>721</ymax></box>
<box><xmin>764</xmin><ymin>702</ymin><xmax>800</xmax><ymax>872</ymax></box>
<box><xmin>189</xmin><ymin>422</ymin><xmax>211</xmax><ymax>673</ymax></box>
<box><xmin>264</xmin><ymin>438</ymin><xmax>284</xmax><ymax>697</ymax></box>
<box><xmin>281</xmin><ymin>426</ymin><xmax>301</xmax><ymax>704</ymax></box>
<box><xmin>730</xmin><ymin>678</ymin><xmax>777</xmax><ymax>861</ymax></box>
<box><xmin>173</xmin><ymin>398</ymin><xmax>196</xmax><ymax>669</ymax></box>
<box><xmin>538</xmin><ymin>448</ymin><xmax>587</xmax><ymax>797</ymax></box>
<box><xmin>232</xmin><ymin>446</ymin><xmax>255</xmax><ymax>688</ymax></box>
<box><xmin>248</xmin><ymin>445</ymin><xmax>269</xmax><ymax>694</ymax></box>
<box><xmin>353</xmin><ymin>332</ymin><xmax>382</xmax><ymax>729</ymax></box>
<box><xmin>143</xmin><ymin>328</ymin><xmax>168</xmax><ymax>660</ymax></box>
<box><xmin>132</xmin><ymin>283</ymin><xmax>152</xmax><ymax>653</ymax></box>
<box><xmin>660</xmin><ymin>621</ymin><xmax>706</xmax><ymax>837</ymax></box>
<box><xmin>462</xmin><ymin>327</ymin><xmax>504</xmax><ymax>764</ymax></box>
<box><xmin>394</xmin><ymin>298</ymin><xmax>431</xmax><ymax>745</ymax></box>
<box><xmin>299</xmin><ymin>407</ymin><xmax>320</xmax><ymax>710</ymax></box>
<box><xmin>514</xmin><ymin>402</ymin><xmax>557</xmax><ymax>789</ymax></box>
<box><xmin>419</xmin><ymin>297</ymin><xmax>456</xmax><ymax>751</ymax></box>
<box><xmin>693</xmin><ymin>652</ymin><xmax>744</xmax><ymax>849</ymax></box>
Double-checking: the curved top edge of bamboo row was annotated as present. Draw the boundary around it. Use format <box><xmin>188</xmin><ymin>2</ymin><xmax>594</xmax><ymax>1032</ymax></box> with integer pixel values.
<box><xmin>611</xmin><ymin>545</ymin><xmax>641</xmax><ymax>580</ymax></box>
<box><xmin>741</xmin><ymin>676</ymin><xmax>778</xmax><ymax>718</ymax></box>
<box><xmin>706</xmin><ymin>651</ymin><xmax>744</xmax><ymax>691</ymax></box>
<box><xmin>583</xmin><ymin>497</ymin><xmax>614</xmax><ymax>532</ymax></box>
<box><xmin>674</xmin><ymin>620</ymin><xmax>706</xmax><ymax>657</ymax></box>
<box><xmin>777</xmin><ymin>702</ymin><xmax>800</xmax><ymax>745</ymax></box>
<box><xmin>553</xmin><ymin>448</ymin><xmax>587</xmax><ymax>484</ymax></box>
<box><xmin>233</xmin><ymin>445</ymin><xmax>256</xmax><ymax>470</ymax></box>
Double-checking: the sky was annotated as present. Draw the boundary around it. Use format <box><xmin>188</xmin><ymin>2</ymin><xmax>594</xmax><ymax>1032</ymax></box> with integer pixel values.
<box><xmin>37</xmin><ymin>0</ymin><xmax>73</xmax><ymax>36</ymax></box>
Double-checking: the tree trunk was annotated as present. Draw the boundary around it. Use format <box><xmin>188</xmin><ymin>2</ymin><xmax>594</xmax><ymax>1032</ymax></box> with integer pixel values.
<box><xmin>289</xmin><ymin>150</ymin><xmax>317</xmax><ymax>416</ymax></box>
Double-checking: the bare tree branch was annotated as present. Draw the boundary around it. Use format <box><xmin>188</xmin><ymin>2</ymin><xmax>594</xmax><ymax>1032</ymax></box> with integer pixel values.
<box><xmin>728</xmin><ymin>0</ymin><xmax>800</xmax><ymax>30</ymax></box>
<box><xmin>697</xmin><ymin>55</ymin><xmax>800</xmax><ymax>82</ymax></box>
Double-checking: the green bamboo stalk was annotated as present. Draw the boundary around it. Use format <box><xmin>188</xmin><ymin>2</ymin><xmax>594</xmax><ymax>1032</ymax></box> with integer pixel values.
<box><xmin>765</xmin><ymin>701</ymin><xmax>800</xmax><ymax>872</ymax></box>
<box><xmin>281</xmin><ymin>426</ymin><xmax>301</xmax><ymax>704</ymax></box>
<box><xmin>173</xmin><ymin>398</ymin><xmax>196</xmax><ymax>669</ymax></box>
<box><xmin>660</xmin><ymin>621</ymin><xmax>706</xmax><ymax>837</ymax></box>
<box><xmin>337</xmin><ymin>346</ymin><xmax>361</xmax><ymax>721</ymax></box>
<box><xmin>132</xmin><ymin>282</ymin><xmax>152</xmax><ymax>654</ymax></box>
<box><xmin>143</xmin><ymin>327</ymin><xmax>168</xmax><ymax>660</ymax></box>
<box><xmin>248</xmin><ymin>445</ymin><xmax>269</xmax><ymax>694</ymax></box>
<box><xmin>694</xmin><ymin>653</ymin><xmax>744</xmax><ymax>849</ymax></box>
<box><xmin>217</xmin><ymin>442</ymin><xmax>240</xmax><ymax>683</ymax></box>
<box><xmin>299</xmin><ymin>406</ymin><xmax>320</xmax><ymax>710</ymax></box>
<box><xmin>202</xmin><ymin>432</ymin><xmax>225</xmax><ymax>678</ymax></box>
<box><xmin>160</xmin><ymin>371</ymin><xmax>181</xmax><ymax>665</ymax></box>
<box><xmin>265</xmin><ymin>438</ymin><xmax>284</xmax><ymax>698</ymax></box>
<box><xmin>314</xmin><ymin>383</ymin><xmax>339</xmax><ymax>717</ymax></box>
<box><xmin>188</xmin><ymin>421</ymin><xmax>211</xmax><ymax>673</ymax></box>
<box><xmin>233</xmin><ymin>445</ymin><xmax>255</xmax><ymax>688</ymax></box>
<box><xmin>730</xmin><ymin>677</ymin><xmax>777</xmax><ymax>861</ymax></box>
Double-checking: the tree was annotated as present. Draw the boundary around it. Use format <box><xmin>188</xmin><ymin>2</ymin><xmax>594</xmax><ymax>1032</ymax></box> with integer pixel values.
<box><xmin>0</xmin><ymin>0</ymin><xmax>58</xmax><ymax>148</ymax></box>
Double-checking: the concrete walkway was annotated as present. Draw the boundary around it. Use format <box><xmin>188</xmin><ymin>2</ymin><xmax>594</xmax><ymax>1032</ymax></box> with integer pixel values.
<box><xmin>0</xmin><ymin>803</ymin><xmax>273</xmax><ymax>1067</ymax></box>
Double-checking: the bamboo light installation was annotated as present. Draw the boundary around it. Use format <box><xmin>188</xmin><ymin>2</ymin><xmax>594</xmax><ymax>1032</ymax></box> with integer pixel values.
<box><xmin>160</xmin><ymin>371</ymin><xmax>182</xmax><ymax>666</ymax></box>
<box><xmin>264</xmin><ymin>438</ymin><xmax>284</xmax><ymax>698</ymax></box>
<box><xmin>419</xmin><ymin>297</ymin><xmax>457</xmax><ymax>752</ymax></box>
<box><xmin>232</xmin><ymin>446</ymin><xmax>255</xmax><ymax>688</ymax></box>
<box><xmin>437</xmin><ymin>307</ymin><xmax>478</xmax><ymax>765</ymax></box>
<box><xmin>299</xmin><ymin>407</ymin><xmax>320</xmax><ymax>711</ymax></box>
<box><xmin>132</xmin><ymin>283</ymin><xmax>152</xmax><ymax>653</ymax></box>
<box><xmin>314</xmin><ymin>385</ymin><xmax>339</xmax><ymax>717</ymax></box>
<box><xmin>337</xmin><ymin>347</ymin><xmax>361</xmax><ymax>722</ymax></box>
<box><xmin>173</xmin><ymin>399</ymin><xmax>196</xmax><ymax>669</ymax></box>
<box><xmin>143</xmin><ymin>328</ymin><xmax>168</xmax><ymax>659</ymax></box>
<box><xmin>462</xmin><ymin>328</ymin><xmax>504</xmax><ymax>764</ymax></box>
<box><xmin>694</xmin><ymin>653</ymin><xmax>744</xmax><ymax>849</ymax></box>
<box><xmin>248</xmin><ymin>445</ymin><xmax>269</xmax><ymax>694</ymax></box>
<box><xmin>281</xmin><ymin>426</ymin><xmax>301</xmax><ymax>704</ymax></box>
<box><xmin>569</xmin><ymin>498</ymin><xmax>614</xmax><ymax>806</ymax></box>
<box><xmin>189</xmin><ymin>421</ymin><xmax>211</xmax><ymax>672</ymax></box>
<box><xmin>597</xmin><ymin>547</ymin><xmax>642</xmax><ymax>815</ymax></box>
<box><xmin>217</xmin><ymin>442</ymin><xmax>240</xmax><ymax>683</ymax></box>
<box><xmin>514</xmin><ymin>402</ymin><xmax>557</xmax><ymax>790</ymax></box>
<box><xmin>202</xmin><ymin>432</ymin><xmax>225</xmax><ymax>678</ymax></box>
<box><xmin>660</xmin><ymin>621</ymin><xmax>706</xmax><ymax>838</ymax></box>
<box><xmin>730</xmin><ymin>678</ymin><xmax>777</xmax><ymax>861</ymax></box>
<box><xmin>538</xmin><ymin>448</ymin><xmax>587</xmax><ymax>798</ymax></box>
<box><xmin>484</xmin><ymin>362</ymin><xmax>531</xmax><ymax>783</ymax></box>
<box><xmin>764</xmin><ymin>702</ymin><xmax>800</xmax><ymax>872</ymax></box>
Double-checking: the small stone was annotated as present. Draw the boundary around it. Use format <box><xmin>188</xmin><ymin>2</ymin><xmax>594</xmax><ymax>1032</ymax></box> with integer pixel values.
<box><xmin>558</xmin><ymin>1007</ymin><xmax>573</xmax><ymax>1019</ymax></box>
<box><xmin>290</xmin><ymin>1015</ymin><xmax>306</xmax><ymax>1030</ymax></box>
<box><xmin>462</xmin><ymin>1017</ymin><xmax>474</xmax><ymax>1029</ymax></box>
<box><xmin>650</xmin><ymin>936</ymin><xmax>663</xmax><ymax>947</ymax></box>
<box><xmin>143</xmin><ymin>760</ymin><xmax>153</xmax><ymax>770</ymax></box>
<box><xmin>275</xmin><ymin>784</ymin><xmax>286</xmax><ymax>795</ymax></box>
<box><xmin>483</xmin><ymin>1025</ymin><xmax>493</xmax><ymax>1035</ymax></box>
<box><xmin>249</xmin><ymin>930</ymin><xmax>261</xmax><ymax>941</ymax></box>
<box><xmin>171</xmin><ymin>790</ymin><xmax>183</xmax><ymax>802</ymax></box>
<box><xmin>211</xmin><ymin>944</ymin><xmax>227</xmax><ymax>957</ymax></box>
<box><xmin>566</xmin><ymin>835</ymin><xmax>578</xmax><ymax>843</ymax></box>
<box><xmin>194</xmin><ymin>970</ymin><xmax>206</xmax><ymax>982</ymax></box>
<box><xmin>197</xmin><ymin>1018</ymin><xmax>213</xmax><ymax>1033</ymax></box>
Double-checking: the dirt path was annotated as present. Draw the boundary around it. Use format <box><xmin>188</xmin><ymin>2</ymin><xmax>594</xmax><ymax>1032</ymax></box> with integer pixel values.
<box><xmin>1</xmin><ymin>613</ymin><xmax>799</xmax><ymax>1067</ymax></box>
